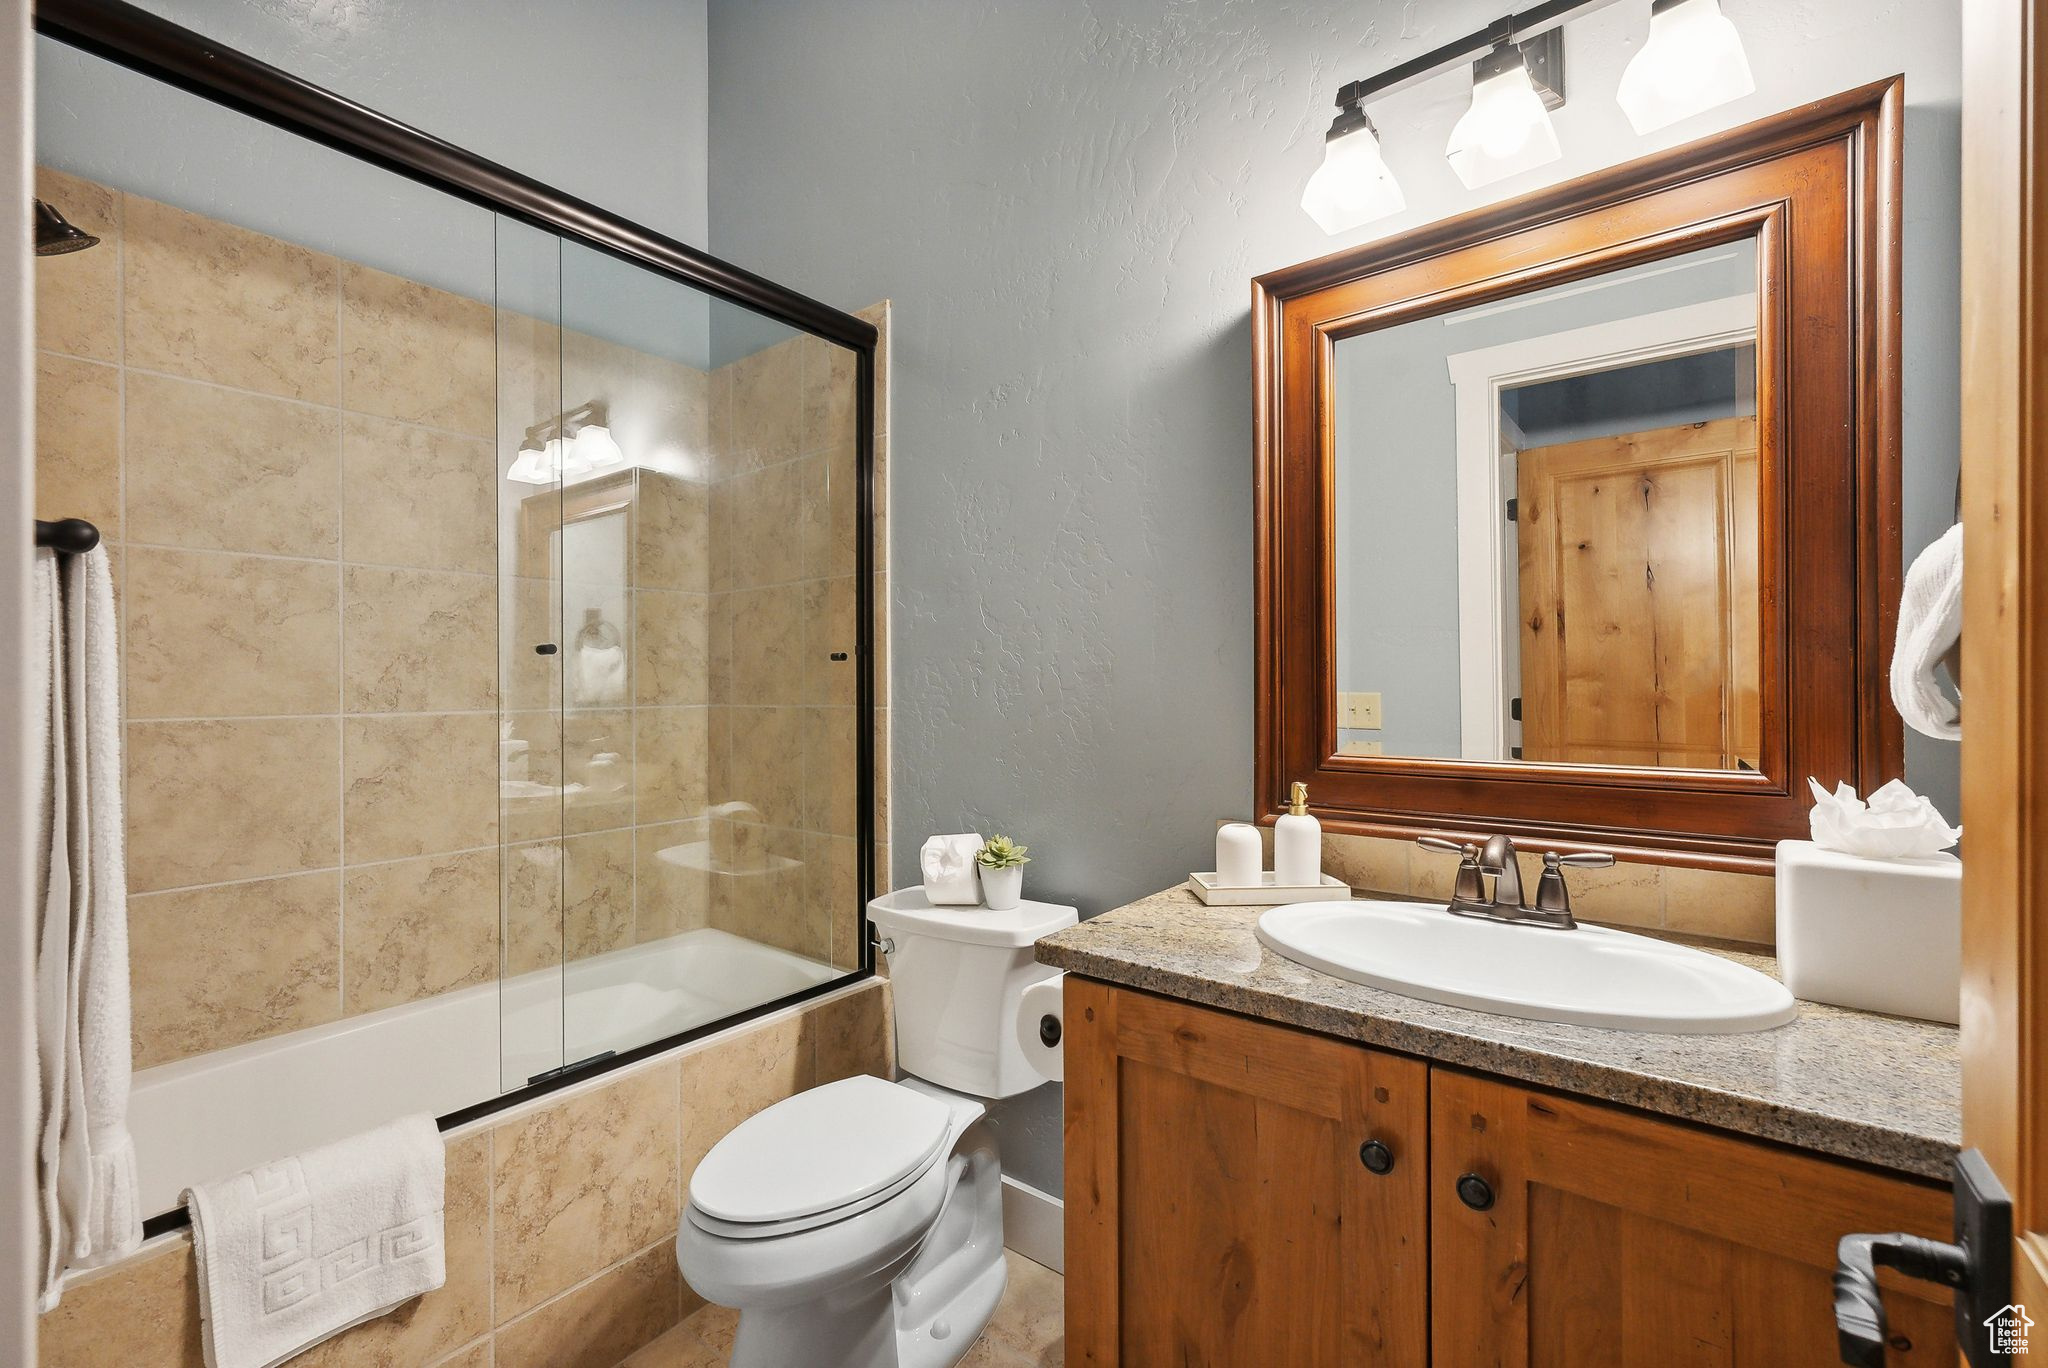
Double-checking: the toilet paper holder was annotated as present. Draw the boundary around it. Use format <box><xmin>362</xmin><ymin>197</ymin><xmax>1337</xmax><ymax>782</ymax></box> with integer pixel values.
<box><xmin>1037</xmin><ymin>1015</ymin><xmax>1061</xmax><ymax>1048</ymax></box>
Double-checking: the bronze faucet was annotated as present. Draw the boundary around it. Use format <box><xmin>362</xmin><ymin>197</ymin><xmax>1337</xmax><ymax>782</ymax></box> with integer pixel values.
<box><xmin>1415</xmin><ymin>834</ymin><xmax>1614</xmax><ymax>930</ymax></box>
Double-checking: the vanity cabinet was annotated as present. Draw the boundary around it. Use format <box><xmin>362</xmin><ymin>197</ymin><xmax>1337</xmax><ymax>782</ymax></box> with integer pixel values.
<box><xmin>1063</xmin><ymin>977</ymin><xmax>1431</xmax><ymax>1365</ymax></box>
<box><xmin>1065</xmin><ymin>981</ymin><xmax>1954</xmax><ymax>1367</ymax></box>
<box><xmin>1432</xmin><ymin>1069</ymin><xmax>1954</xmax><ymax>1367</ymax></box>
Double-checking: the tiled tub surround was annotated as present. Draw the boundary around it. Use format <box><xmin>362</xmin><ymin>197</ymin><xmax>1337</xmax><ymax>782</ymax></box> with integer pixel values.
<box><xmin>1038</xmin><ymin>884</ymin><xmax>1960</xmax><ymax>1180</ymax></box>
<box><xmin>32</xmin><ymin>164</ymin><xmax>891</xmax><ymax>1075</ymax></box>
<box><xmin>37</xmin><ymin>979</ymin><xmax>897</xmax><ymax>1368</ymax></box>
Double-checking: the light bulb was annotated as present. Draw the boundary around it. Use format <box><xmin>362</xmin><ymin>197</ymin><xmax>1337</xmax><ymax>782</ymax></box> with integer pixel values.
<box><xmin>1445</xmin><ymin>46</ymin><xmax>1561</xmax><ymax>190</ymax></box>
<box><xmin>1617</xmin><ymin>0</ymin><xmax>1755</xmax><ymax>134</ymax></box>
<box><xmin>1300</xmin><ymin>110</ymin><xmax>1404</xmax><ymax>235</ymax></box>
<box><xmin>574</xmin><ymin>423</ymin><xmax>626</xmax><ymax>469</ymax></box>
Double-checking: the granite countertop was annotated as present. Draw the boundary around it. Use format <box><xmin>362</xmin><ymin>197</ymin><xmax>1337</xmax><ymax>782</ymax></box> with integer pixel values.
<box><xmin>1036</xmin><ymin>884</ymin><xmax>1961</xmax><ymax>1181</ymax></box>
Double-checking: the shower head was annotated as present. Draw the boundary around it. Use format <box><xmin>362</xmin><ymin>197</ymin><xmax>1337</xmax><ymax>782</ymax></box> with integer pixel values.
<box><xmin>33</xmin><ymin>199</ymin><xmax>100</xmax><ymax>257</ymax></box>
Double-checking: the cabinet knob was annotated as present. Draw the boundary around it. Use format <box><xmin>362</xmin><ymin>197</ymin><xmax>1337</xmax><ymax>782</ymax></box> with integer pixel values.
<box><xmin>1456</xmin><ymin>1172</ymin><xmax>1495</xmax><ymax>1211</ymax></box>
<box><xmin>1358</xmin><ymin>1139</ymin><xmax>1395</xmax><ymax>1175</ymax></box>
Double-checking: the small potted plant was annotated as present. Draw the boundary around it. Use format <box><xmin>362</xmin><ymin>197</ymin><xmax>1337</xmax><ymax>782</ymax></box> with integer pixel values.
<box><xmin>976</xmin><ymin>835</ymin><xmax>1030</xmax><ymax>910</ymax></box>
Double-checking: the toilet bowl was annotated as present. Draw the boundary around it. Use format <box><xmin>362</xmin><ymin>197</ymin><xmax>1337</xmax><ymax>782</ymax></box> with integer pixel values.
<box><xmin>675</xmin><ymin>889</ymin><xmax>1077</xmax><ymax>1368</ymax></box>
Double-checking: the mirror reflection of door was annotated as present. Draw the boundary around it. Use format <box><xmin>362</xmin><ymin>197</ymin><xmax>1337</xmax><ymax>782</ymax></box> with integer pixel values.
<box><xmin>1514</xmin><ymin>414</ymin><xmax>1759</xmax><ymax>769</ymax></box>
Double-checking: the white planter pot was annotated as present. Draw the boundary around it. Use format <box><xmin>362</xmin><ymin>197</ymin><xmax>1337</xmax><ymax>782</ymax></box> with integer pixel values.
<box><xmin>980</xmin><ymin>864</ymin><xmax>1023</xmax><ymax>910</ymax></box>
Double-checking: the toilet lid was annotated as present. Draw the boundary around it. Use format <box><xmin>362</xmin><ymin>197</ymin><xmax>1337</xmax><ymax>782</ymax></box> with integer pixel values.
<box><xmin>689</xmin><ymin>1076</ymin><xmax>954</xmax><ymax>1226</ymax></box>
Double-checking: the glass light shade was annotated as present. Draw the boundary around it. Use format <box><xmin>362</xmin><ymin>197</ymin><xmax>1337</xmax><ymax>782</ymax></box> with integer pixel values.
<box><xmin>1617</xmin><ymin>0</ymin><xmax>1755</xmax><ymax>134</ymax></box>
<box><xmin>573</xmin><ymin>422</ymin><xmax>626</xmax><ymax>469</ymax></box>
<box><xmin>1444</xmin><ymin>52</ymin><xmax>1561</xmax><ymax>189</ymax></box>
<box><xmin>548</xmin><ymin>435</ymin><xmax>591</xmax><ymax>477</ymax></box>
<box><xmin>1300</xmin><ymin>120</ymin><xmax>1405</xmax><ymax>234</ymax></box>
<box><xmin>506</xmin><ymin>442</ymin><xmax>553</xmax><ymax>485</ymax></box>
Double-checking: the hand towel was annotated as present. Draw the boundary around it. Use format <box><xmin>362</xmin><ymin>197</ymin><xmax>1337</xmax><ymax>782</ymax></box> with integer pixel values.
<box><xmin>34</xmin><ymin>546</ymin><xmax>141</xmax><ymax>1310</ymax></box>
<box><xmin>1890</xmin><ymin>522</ymin><xmax>1963</xmax><ymax>740</ymax></box>
<box><xmin>186</xmin><ymin>1115</ymin><xmax>446</xmax><ymax>1368</ymax></box>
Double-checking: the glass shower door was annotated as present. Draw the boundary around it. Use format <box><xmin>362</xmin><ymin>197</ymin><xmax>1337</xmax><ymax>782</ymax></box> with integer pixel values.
<box><xmin>495</xmin><ymin>216</ymin><xmax>570</xmax><ymax>1090</ymax></box>
<box><xmin>497</xmin><ymin>224</ymin><xmax>869</xmax><ymax>1090</ymax></box>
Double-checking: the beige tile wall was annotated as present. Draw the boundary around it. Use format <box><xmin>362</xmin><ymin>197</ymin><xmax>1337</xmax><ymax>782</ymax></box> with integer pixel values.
<box><xmin>36</xmin><ymin>982</ymin><xmax>897</xmax><ymax>1368</ymax></box>
<box><xmin>1311</xmin><ymin>828</ymin><xmax>1777</xmax><ymax>944</ymax></box>
<box><xmin>702</xmin><ymin>305</ymin><xmax>889</xmax><ymax>969</ymax></box>
<box><xmin>35</xmin><ymin>164</ymin><xmax>890</xmax><ymax>1069</ymax></box>
<box><xmin>35</xmin><ymin>166</ymin><xmax>507</xmax><ymax>1069</ymax></box>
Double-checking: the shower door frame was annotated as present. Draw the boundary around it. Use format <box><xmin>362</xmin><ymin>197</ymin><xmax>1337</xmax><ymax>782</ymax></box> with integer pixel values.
<box><xmin>35</xmin><ymin>0</ymin><xmax>879</xmax><ymax>1215</ymax></box>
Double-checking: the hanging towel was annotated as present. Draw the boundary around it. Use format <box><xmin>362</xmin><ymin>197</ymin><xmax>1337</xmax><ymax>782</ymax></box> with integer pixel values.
<box><xmin>186</xmin><ymin>1115</ymin><xmax>446</xmax><ymax>1368</ymax></box>
<box><xmin>34</xmin><ymin>545</ymin><xmax>140</xmax><ymax>1311</ymax></box>
<box><xmin>1890</xmin><ymin>522</ymin><xmax>1964</xmax><ymax>740</ymax></box>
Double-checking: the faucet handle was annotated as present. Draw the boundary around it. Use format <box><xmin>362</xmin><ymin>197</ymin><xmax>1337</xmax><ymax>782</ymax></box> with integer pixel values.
<box><xmin>1551</xmin><ymin>851</ymin><xmax>1615</xmax><ymax>871</ymax></box>
<box><xmin>1531</xmin><ymin>850</ymin><xmax>1615</xmax><ymax>921</ymax></box>
<box><xmin>1416</xmin><ymin>837</ymin><xmax>1486</xmax><ymax>907</ymax></box>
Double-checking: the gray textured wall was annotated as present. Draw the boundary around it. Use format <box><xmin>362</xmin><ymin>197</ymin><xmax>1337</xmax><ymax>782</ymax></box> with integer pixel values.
<box><xmin>119</xmin><ymin>0</ymin><xmax>709</xmax><ymax>247</ymax></box>
<box><xmin>708</xmin><ymin>0</ymin><xmax>1963</xmax><ymax>1194</ymax></box>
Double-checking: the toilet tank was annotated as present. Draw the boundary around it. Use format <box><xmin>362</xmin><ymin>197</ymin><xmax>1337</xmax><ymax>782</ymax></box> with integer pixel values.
<box><xmin>867</xmin><ymin>888</ymin><xmax>1078</xmax><ymax>1100</ymax></box>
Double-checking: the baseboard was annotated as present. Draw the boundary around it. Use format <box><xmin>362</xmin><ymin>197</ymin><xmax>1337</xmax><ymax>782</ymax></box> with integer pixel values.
<box><xmin>1000</xmin><ymin>1175</ymin><xmax>1063</xmax><ymax>1273</ymax></box>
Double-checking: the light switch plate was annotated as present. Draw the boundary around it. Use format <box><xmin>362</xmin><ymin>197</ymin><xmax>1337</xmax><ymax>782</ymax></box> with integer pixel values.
<box><xmin>1339</xmin><ymin>692</ymin><xmax>1383</xmax><ymax>729</ymax></box>
<box><xmin>1340</xmin><ymin>739</ymin><xmax>1384</xmax><ymax>757</ymax></box>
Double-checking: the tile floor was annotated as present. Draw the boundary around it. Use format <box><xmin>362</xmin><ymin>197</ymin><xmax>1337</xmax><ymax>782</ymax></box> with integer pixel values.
<box><xmin>619</xmin><ymin>1250</ymin><xmax>1065</xmax><ymax>1367</ymax></box>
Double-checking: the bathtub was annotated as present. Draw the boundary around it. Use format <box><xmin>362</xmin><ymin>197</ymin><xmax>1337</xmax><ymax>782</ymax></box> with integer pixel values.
<box><xmin>128</xmin><ymin>928</ymin><xmax>844</xmax><ymax>1218</ymax></box>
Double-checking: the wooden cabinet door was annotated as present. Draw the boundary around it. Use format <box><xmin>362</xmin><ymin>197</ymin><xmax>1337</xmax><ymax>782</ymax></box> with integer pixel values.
<box><xmin>1430</xmin><ymin>1069</ymin><xmax>1954</xmax><ymax>1367</ymax></box>
<box><xmin>1064</xmin><ymin>979</ymin><xmax>1430</xmax><ymax>1366</ymax></box>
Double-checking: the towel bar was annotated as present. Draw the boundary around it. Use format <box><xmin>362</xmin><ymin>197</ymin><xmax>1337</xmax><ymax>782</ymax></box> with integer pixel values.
<box><xmin>35</xmin><ymin>517</ymin><xmax>100</xmax><ymax>553</ymax></box>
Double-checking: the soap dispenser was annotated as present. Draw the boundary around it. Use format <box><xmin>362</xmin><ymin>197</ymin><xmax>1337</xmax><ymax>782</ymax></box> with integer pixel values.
<box><xmin>1274</xmin><ymin>781</ymin><xmax>1321</xmax><ymax>886</ymax></box>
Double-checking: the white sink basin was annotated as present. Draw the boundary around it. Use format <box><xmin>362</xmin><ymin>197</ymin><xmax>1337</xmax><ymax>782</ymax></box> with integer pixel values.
<box><xmin>1256</xmin><ymin>899</ymin><xmax>1798</xmax><ymax>1034</ymax></box>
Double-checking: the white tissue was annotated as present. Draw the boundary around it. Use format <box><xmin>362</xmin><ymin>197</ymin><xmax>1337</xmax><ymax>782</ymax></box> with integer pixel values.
<box><xmin>920</xmin><ymin>833</ymin><xmax>985</xmax><ymax>905</ymax></box>
<box><xmin>1806</xmin><ymin>778</ymin><xmax>1962</xmax><ymax>860</ymax></box>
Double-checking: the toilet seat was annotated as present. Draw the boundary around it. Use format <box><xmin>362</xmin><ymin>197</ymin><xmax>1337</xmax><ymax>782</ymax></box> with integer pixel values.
<box><xmin>687</xmin><ymin>1076</ymin><xmax>954</xmax><ymax>1240</ymax></box>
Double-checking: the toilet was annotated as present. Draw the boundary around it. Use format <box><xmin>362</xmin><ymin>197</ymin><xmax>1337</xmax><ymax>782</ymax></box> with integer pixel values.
<box><xmin>676</xmin><ymin>887</ymin><xmax>1078</xmax><ymax>1368</ymax></box>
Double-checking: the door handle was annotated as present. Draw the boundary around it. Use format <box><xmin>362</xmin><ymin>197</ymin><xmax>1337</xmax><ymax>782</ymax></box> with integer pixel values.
<box><xmin>1832</xmin><ymin>1148</ymin><xmax>2012</xmax><ymax>1367</ymax></box>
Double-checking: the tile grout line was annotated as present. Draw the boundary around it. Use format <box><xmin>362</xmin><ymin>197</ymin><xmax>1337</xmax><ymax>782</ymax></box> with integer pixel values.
<box><xmin>33</xmin><ymin>345</ymin><xmax>503</xmax><ymax>447</ymax></box>
<box><xmin>120</xmin><ymin>538</ymin><xmax>500</xmax><ymax>579</ymax></box>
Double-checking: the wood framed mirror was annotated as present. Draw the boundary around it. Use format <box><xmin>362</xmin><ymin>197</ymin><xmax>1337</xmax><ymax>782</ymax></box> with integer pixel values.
<box><xmin>1253</xmin><ymin>78</ymin><xmax>1904</xmax><ymax>870</ymax></box>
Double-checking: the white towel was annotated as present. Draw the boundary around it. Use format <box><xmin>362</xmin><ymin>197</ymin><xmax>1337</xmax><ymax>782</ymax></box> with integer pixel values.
<box><xmin>186</xmin><ymin>1115</ymin><xmax>446</xmax><ymax>1368</ymax></box>
<box><xmin>34</xmin><ymin>546</ymin><xmax>140</xmax><ymax>1310</ymax></box>
<box><xmin>1890</xmin><ymin>523</ymin><xmax>1964</xmax><ymax>740</ymax></box>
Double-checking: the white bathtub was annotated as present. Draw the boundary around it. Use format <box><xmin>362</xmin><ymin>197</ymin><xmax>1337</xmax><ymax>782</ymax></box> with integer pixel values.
<box><xmin>129</xmin><ymin>929</ymin><xmax>842</xmax><ymax>1217</ymax></box>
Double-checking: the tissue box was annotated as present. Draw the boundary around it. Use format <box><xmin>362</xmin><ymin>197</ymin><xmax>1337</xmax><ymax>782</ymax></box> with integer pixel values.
<box><xmin>1774</xmin><ymin>839</ymin><xmax>1960</xmax><ymax>1024</ymax></box>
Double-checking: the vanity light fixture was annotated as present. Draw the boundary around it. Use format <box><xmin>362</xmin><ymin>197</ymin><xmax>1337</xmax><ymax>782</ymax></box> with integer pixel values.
<box><xmin>1445</xmin><ymin>40</ymin><xmax>1564</xmax><ymax>189</ymax></box>
<box><xmin>1616</xmin><ymin>0</ymin><xmax>1755</xmax><ymax>134</ymax></box>
<box><xmin>505</xmin><ymin>399</ymin><xmax>621</xmax><ymax>485</ymax></box>
<box><xmin>1300</xmin><ymin>105</ymin><xmax>1405</xmax><ymax>234</ymax></box>
<box><xmin>1301</xmin><ymin>0</ymin><xmax>1579</xmax><ymax>233</ymax></box>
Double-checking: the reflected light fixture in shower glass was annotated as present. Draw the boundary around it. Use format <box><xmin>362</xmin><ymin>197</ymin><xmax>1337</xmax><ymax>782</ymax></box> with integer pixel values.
<box><xmin>1444</xmin><ymin>44</ymin><xmax>1561</xmax><ymax>189</ymax></box>
<box><xmin>33</xmin><ymin>199</ymin><xmax>100</xmax><ymax>256</ymax></box>
<box><xmin>1616</xmin><ymin>0</ymin><xmax>1755</xmax><ymax>134</ymax></box>
<box><xmin>573</xmin><ymin>422</ymin><xmax>626</xmax><ymax>470</ymax></box>
<box><xmin>507</xmin><ymin>438</ymin><xmax>554</xmax><ymax>485</ymax></box>
<box><xmin>1301</xmin><ymin>105</ymin><xmax>1405</xmax><ymax>234</ymax></box>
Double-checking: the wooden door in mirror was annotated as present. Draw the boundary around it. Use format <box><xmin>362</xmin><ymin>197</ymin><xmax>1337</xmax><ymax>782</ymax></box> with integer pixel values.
<box><xmin>1252</xmin><ymin>79</ymin><xmax>1903</xmax><ymax>870</ymax></box>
